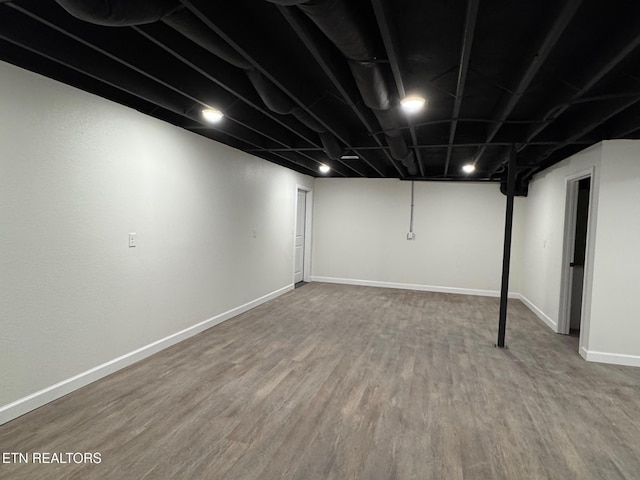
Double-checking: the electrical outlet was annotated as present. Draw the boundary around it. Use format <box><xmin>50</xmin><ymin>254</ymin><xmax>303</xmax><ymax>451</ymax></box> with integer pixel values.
<box><xmin>406</xmin><ymin>232</ymin><xmax>415</xmax><ymax>240</ymax></box>
<box><xmin>129</xmin><ymin>233</ymin><xmax>137</xmax><ymax>248</ymax></box>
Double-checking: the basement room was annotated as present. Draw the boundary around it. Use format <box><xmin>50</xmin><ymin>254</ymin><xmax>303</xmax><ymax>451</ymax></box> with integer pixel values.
<box><xmin>1</xmin><ymin>0</ymin><xmax>640</xmax><ymax>479</ymax></box>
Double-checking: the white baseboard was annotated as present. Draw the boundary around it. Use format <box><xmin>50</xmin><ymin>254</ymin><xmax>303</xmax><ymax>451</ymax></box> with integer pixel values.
<box><xmin>310</xmin><ymin>276</ymin><xmax>520</xmax><ymax>299</ymax></box>
<box><xmin>516</xmin><ymin>294</ymin><xmax>558</xmax><ymax>332</ymax></box>
<box><xmin>0</xmin><ymin>284</ymin><xmax>294</xmax><ymax>426</ymax></box>
<box><xmin>582</xmin><ymin>349</ymin><xmax>640</xmax><ymax>368</ymax></box>
<box><xmin>315</xmin><ymin>278</ymin><xmax>640</xmax><ymax>369</ymax></box>
<box><xmin>580</xmin><ymin>346</ymin><xmax>589</xmax><ymax>360</ymax></box>
<box><xmin>310</xmin><ymin>277</ymin><xmax>564</xmax><ymax>334</ymax></box>
<box><xmin>511</xmin><ymin>297</ymin><xmax>640</xmax><ymax>368</ymax></box>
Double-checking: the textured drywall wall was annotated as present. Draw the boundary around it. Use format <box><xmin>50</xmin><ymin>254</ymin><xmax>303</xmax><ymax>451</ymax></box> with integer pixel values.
<box><xmin>311</xmin><ymin>178</ymin><xmax>524</xmax><ymax>294</ymax></box>
<box><xmin>0</xmin><ymin>60</ymin><xmax>313</xmax><ymax>408</ymax></box>
<box><xmin>519</xmin><ymin>143</ymin><xmax>602</xmax><ymax>335</ymax></box>
<box><xmin>521</xmin><ymin>140</ymin><xmax>640</xmax><ymax>365</ymax></box>
<box><xmin>588</xmin><ymin>141</ymin><xmax>640</xmax><ymax>358</ymax></box>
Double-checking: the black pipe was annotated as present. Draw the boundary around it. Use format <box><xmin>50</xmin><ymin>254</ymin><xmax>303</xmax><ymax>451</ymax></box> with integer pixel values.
<box><xmin>497</xmin><ymin>147</ymin><xmax>517</xmax><ymax>348</ymax></box>
<box><xmin>55</xmin><ymin>0</ymin><xmax>179</xmax><ymax>26</ymax></box>
<box><xmin>54</xmin><ymin>0</ymin><xmax>346</xmax><ymax>163</ymax></box>
<box><xmin>266</xmin><ymin>0</ymin><xmax>417</xmax><ymax>174</ymax></box>
<box><xmin>475</xmin><ymin>0</ymin><xmax>583</xmax><ymax>170</ymax></box>
<box><xmin>162</xmin><ymin>8</ymin><xmax>252</xmax><ymax>69</ymax></box>
<box><xmin>443</xmin><ymin>0</ymin><xmax>479</xmax><ymax>176</ymax></box>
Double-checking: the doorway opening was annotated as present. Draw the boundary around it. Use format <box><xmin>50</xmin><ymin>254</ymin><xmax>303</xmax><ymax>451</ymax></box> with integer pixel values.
<box><xmin>569</xmin><ymin>177</ymin><xmax>590</xmax><ymax>337</ymax></box>
<box><xmin>294</xmin><ymin>186</ymin><xmax>312</xmax><ymax>287</ymax></box>
<box><xmin>559</xmin><ymin>170</ymin><xmax>593</xmax><ymax>347</ymax></box>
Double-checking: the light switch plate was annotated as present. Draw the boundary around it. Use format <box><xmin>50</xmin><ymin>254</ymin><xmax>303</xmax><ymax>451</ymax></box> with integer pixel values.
<box><xmin>129</xmin><ymin>233</ymin><xmax>137</xmax><ymax>248</ymax></box>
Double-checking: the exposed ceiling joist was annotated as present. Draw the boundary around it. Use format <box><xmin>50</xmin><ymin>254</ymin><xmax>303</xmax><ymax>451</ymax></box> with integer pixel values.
<box><xmin>2</xmin><ymin>0</ymin><xmax>640</xmax><ymax>188</ymax></box>
<box><xmin>533</xmin><ymin>96</ymin><xmax>640</xmax><ymax>170</ymax></box>
<box><xmin>133</xmin><ymin>22</ymin><xmax>321</xmax><ymax>148</ymax></box>
<box><xmin>248</xmin><ymin>139</ymin><xmax>593</xmax><ymax>153</ymax></box>
<box><xmin>370</xmin><ymin>0</ymin><xmax>424</xmax><ymax>176</ymax></box>
<box><xmin>274</xmin><ymin>6</ymin><xmax>391</xmax><ymax>177</ymax></box>
<box><xmin>443</xmin><ymin>0</ymin><xmax>480</xmax><ymax>176</ymax></box>
<box><xmin>473</xmin><ymin>0</ymin><xmax>584</xmax><ymax>168</ymax></box>
<box><xmin>181</xmin><ymin>0</ymin><xmax>370</xmax><ymax>177</ymax></box>
<box><xmin>520</xmin><ymin>30</ymin><xmax>640</xmax><ymax>149</ymax></box>
<box><xmin>132</xmin><ymin>22</ymin><xmax>343</xmax><ymax>175</ymax></box>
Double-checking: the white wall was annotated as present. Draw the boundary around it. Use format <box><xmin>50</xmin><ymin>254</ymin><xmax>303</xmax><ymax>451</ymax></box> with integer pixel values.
<box><xmin>3</xmin><ymin>61</ymin><xmax>638</xmax><ymax>426</ymax></box>
<box><xmin>588</xmin><ymin>141</ymin><xmax>640</xmax><ymax>362</ymax></box>
<box><xmin>519</xmin><ymin>143</ymin><xmax>602</xmax><ymax>333</ymax></box>
<box><xmin>521</xmin><ymin>140</ymin><xmax>640</xmax><ymax>366</ymax></box>
<box><xmin>311</xmin><ymin>178</ymin><xmax>524</xmax><ymax>296</ymax></box>
<box><xmin>0</xmin><ymin>61</ymin><xmax>313</xmax><ymax>422</ymax></box>
<box><xmin>313</xmin><ymin>145</ymin><xmax>640</xmax><ymax>368</ymax></box>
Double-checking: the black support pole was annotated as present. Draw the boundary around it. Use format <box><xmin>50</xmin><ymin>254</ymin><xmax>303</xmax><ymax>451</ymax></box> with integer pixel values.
<box><xmin>497</xmin><ymin>147</ymin><xmax>517</xmax><ymax>348</ymax></box>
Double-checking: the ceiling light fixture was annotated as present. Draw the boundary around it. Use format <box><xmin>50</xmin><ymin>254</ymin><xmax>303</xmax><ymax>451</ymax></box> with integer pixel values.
<box><xmin>319</xmin><ymin>164</ymin><xmax>331</xmax><ymax>174</ymax></box>
<box><xmin>340</xmin><ymin>154</ymin><xmax>359</xmax><ymax>160</ymax></box>
<box><xmin>202</xmin><ymin>108</ymin><xmax>224</xmax><ymax>123</ymax></box>
<box><xmin>400</xmin><ymin>95</ymin><xmax>426</xmax><ymax>113</ymax></box>
<box><xmin>462</xmin><ymin>163</ymin><xmax>476</xmax><ymax>174</ymax></box>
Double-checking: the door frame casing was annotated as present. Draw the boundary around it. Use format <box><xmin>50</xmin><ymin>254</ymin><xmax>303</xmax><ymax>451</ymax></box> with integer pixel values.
<box><xmin>558</xmin><ymin>167</ymin><xmax>595</xmax><ymax>345</ymax></box>
<box><xmin>293</xmin><ymin>185</ymin><xmax>313</xmax><ymax>284</ymax></box>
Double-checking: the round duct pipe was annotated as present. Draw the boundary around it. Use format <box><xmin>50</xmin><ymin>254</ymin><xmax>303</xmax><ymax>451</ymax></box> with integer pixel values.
<box><xmin>348</xmin><ymin>60</ymin><xmax>391</xmax><ymax>111</ymax></box>
<box><xmin>246</xmin><ymin>69</ymin><xmax>298</xmax><ymax>115</ymax></box>
<box><xmin>246</xmin><ymin>71</ymin><xmax>343</xmax><ymax>159</ymax></box>
<box><xmin>162</xmin><ymin>9</ymin><xmax>253</xmax><ymax>69</ymax></box>
<box><xmin>267</xmin><ymin>0</ymin><xmax>418</xmax><ymax>175</ymax></box>
<box><xmin>55</xmin><ymin>0</ymin><xmax>345</xmax><ymax>164</ymax></box>
<box><xmin>55</xmin><ymin>0</ymin><xmax>179</xmax><ymax>26</ymax></box>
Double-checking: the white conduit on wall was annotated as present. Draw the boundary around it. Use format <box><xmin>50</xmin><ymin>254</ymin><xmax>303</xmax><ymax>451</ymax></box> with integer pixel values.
<box><xmin>407</xmin><ymin>181</ymin><xmax>415</xmax><ymax>240</ymax></box>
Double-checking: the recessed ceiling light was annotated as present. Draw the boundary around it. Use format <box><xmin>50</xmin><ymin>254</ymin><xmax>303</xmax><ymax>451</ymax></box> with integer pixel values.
<box><xmin>319</xmin><ymin>164</ymin><xmax>331</xmax><ymax>174</ymax></box>
<box><xmin>400</xmin><ymin>96</ymin><xmax>426</xmax><ymax>113</ymax></box>
<box><xmin>462</xmin><ymin>164</ymin><xmax>476</xmax><ymax>173</ymax></box>
<box><xmin>202</xmin><ymin>108</ymin><xmax>224</xmax><ymax>123</ymax></box>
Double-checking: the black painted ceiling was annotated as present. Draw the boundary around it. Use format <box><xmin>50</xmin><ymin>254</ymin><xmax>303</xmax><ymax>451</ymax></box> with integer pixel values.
<box><xmin>1</xmin><ymin>0</ymin><xmax>639</xmax><ymax>193</ymax></box>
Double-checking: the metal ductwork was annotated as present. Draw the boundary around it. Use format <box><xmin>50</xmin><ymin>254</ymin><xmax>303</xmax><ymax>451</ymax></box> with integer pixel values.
<box><xmin>500</xmin><ymin>176</ymin><xmax>529</xmax><ymax>197</ymax></box>
<box><xmin>266</xmin><ymin>0</ymin><xmax>418</xmax><ymax>175</ymax></box>
<box><xmin>163</xmin><ymin>9</ymin><xmax>343</xmax><ymax>158</ymax></box>
<box><xmin>54</xmin><ymin>0</ymin><xmax>344</xmax><ymax>162</ymax></box>
<box><xmin>55</xmin><ymin>0</ymin><xmax>179</xmax><ymax>26</ymax></box>
<box><xmin>162</xmin><ymin>8</ymin><xmax>252</xmax><ymax>70</ymax></box>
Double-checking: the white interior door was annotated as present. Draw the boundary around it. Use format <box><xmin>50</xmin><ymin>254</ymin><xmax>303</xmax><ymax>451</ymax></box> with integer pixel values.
<box><xmin>294</xmin><ymin>189</ymin><xmax>306</xmax><ymax>283</ymax></box>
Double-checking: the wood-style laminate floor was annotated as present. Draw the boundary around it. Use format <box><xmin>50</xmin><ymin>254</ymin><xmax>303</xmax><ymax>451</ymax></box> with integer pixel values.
<box><xmin>2</xmin><ymin>283</ymin><xmax>640</xmax><ymax>479</ymax></box>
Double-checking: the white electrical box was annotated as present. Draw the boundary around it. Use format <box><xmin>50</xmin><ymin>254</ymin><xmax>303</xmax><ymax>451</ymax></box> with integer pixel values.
<box><xmin>406</xmin><ymin>232</ymin><xmax>415</xmax><ymax>240</ymax></box>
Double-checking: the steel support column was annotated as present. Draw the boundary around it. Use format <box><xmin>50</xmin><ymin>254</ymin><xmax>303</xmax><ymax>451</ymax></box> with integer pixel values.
<box><xmin>497</xmin><ymin>147</ymin><xmax>517</xmax><ymax>348</ymax></box>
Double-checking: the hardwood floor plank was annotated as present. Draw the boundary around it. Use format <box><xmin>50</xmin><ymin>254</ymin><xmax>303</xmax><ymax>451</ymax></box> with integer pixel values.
<box><xmin>2</xmin><ymin>283</ymin><xmax>640</xmax><ymax>479</ymax></box>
